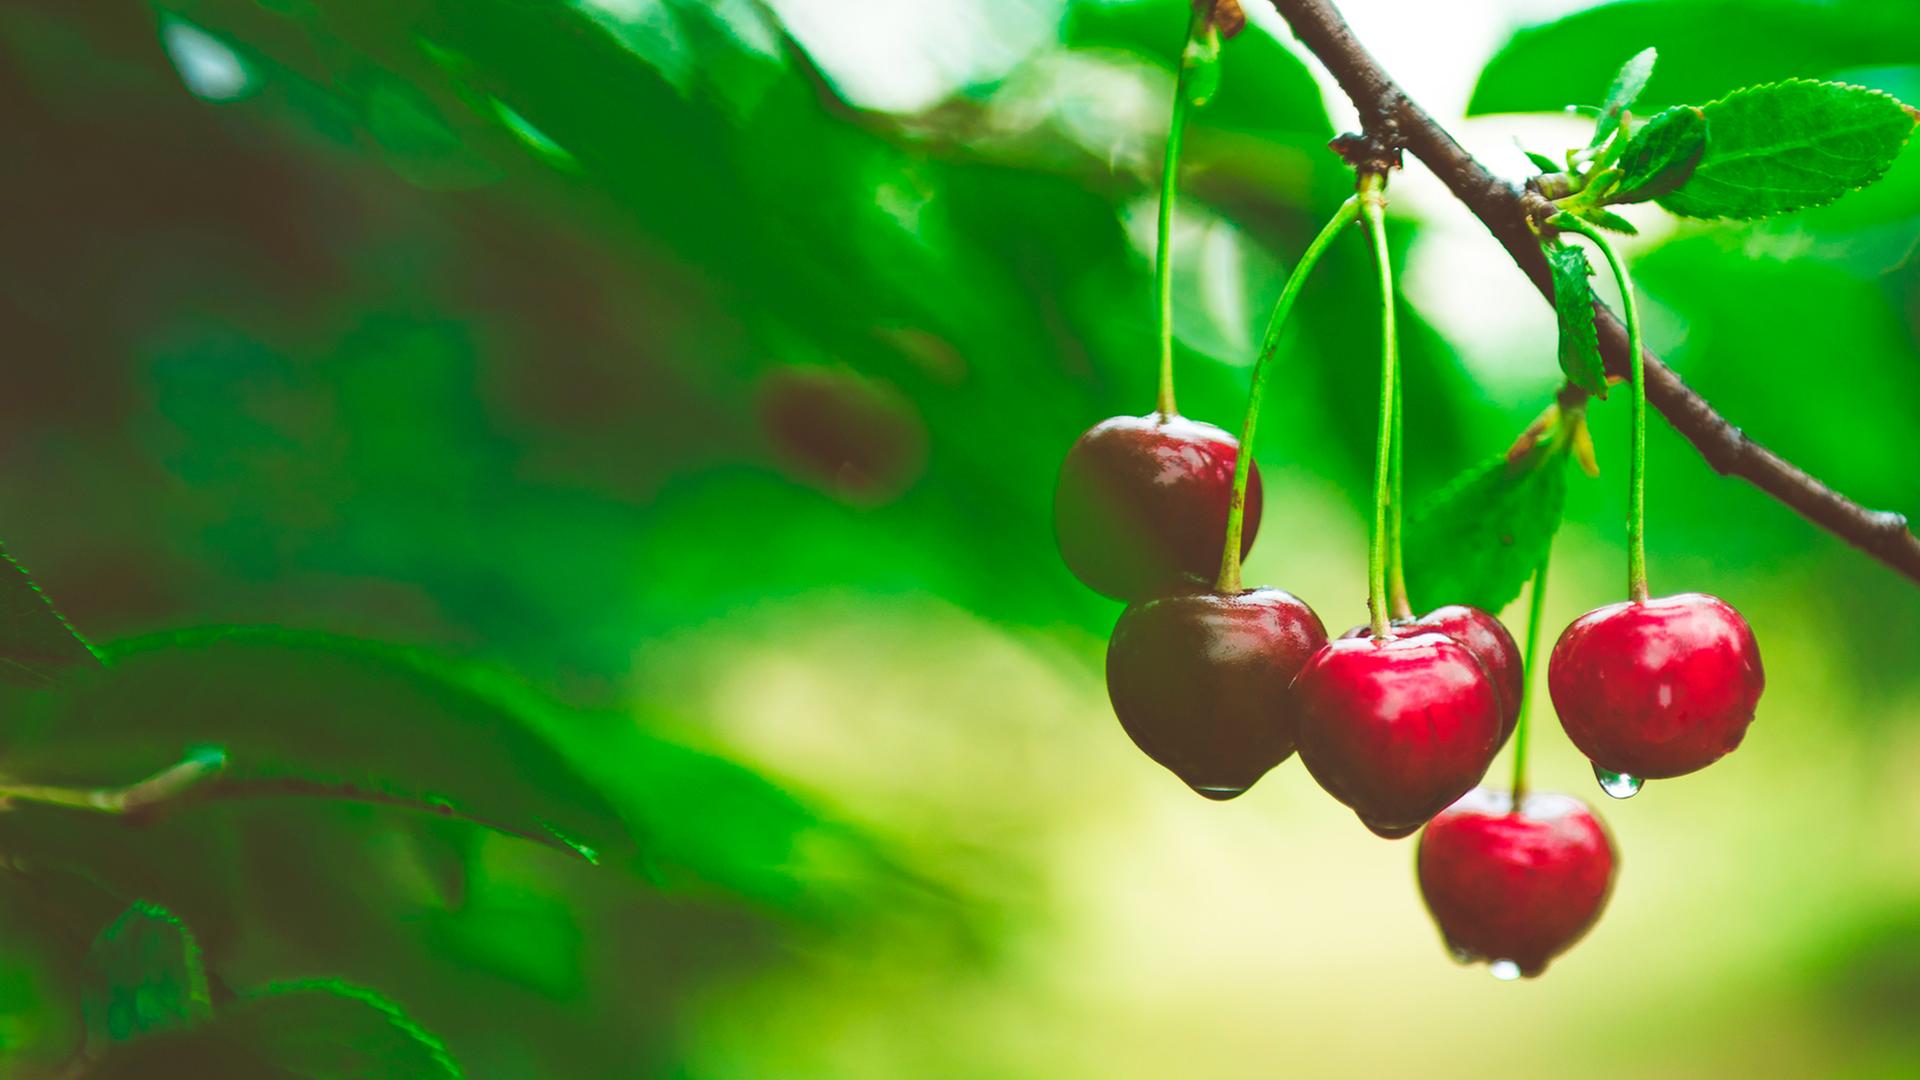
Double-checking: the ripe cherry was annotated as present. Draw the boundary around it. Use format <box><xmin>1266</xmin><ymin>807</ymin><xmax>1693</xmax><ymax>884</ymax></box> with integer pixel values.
<box><xmin>1340</xmin><ymin>605</ymin><xmax>1523</xmax><ymax>743</ymax></box>
<box><xmin>1292</xmin><ymin>633</ymin><xmax>1503</xmax><ymax>838</ymax></box>
<box><xmin>1548</xmin><ymin>592</ymin><xmax>1764</xmax><ymax>780</ymax></box>
<box><xmin>1106</xmin><ymin>588</ymin><xmax>1325</xmax><ymax>799</ymax></box>
<box><xmin>1055</xmin><ymin>413</ymin><xmax>1260</xmax><ymax>601</ymax></box>
<box><xmin>1417</xmin><ymin>788</ymin><xmax>1617</xmax><ymax>979</ymax></box>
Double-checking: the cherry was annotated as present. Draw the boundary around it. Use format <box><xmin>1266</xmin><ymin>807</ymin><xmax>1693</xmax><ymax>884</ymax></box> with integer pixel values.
<box><xmin>1106</xmin><ymin>588</ymin><xmax>1325</xmax><ymax>799</ymax></box>
<box><xmin>1340</xmin><ymin>605</ymin><xmax>1523</xmax><ymax>743</ymax></box>
<box><xmin>1417</xmin><ymin>788</ymin><xmax>1617</xmax><ymax>978</ymax></box>
<box><xmin>1292</xmin><ymin>633</ymin><xmax>1502</xmax><ymax>837</ymax></box>
<box><xmin>1054</xmin><ymin>413</ymin><xmax>1260</xmax><ymax>601</ymax></box>
<box><xmin>1548</xmin><ymin>592</ymin><xmax>1764</xmax><ymax>780</ymax></box>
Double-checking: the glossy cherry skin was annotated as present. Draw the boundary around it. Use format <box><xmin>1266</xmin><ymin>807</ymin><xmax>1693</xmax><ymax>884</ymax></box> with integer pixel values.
<box><xmin>1292</xmin><ymin>633</ymin><xmax>1503</xmax><ymax>838</ymax></box>
<box><xmin>1417</xmin><ymin>788</ymin><xmax>1617</xmax><ymax>978</ymax></box>
<box><xmin>1106</xmin><ymin>588</ymin><xmax>1325</xmax><ymax>799</ymax></box>
<box><xmin>1054</xmin><ymin>413</ymin><xmax>1261</xmax><ymax>601</ymax></box>
<box><xmin>1340</xmin><ymin>605</ymin><xmax>1523</xmax><ymax>743</ymax></box>
<box><xmin>1548</xmin><ymin>592</ymin><xmax>1764</xmax><ymax>779</ymax></box>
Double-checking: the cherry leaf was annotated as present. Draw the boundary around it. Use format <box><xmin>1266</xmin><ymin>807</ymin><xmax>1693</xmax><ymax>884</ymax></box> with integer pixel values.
<box><xmin>1657</xmin><ymin>80</ymin><xmax>1917</xmax><ymax>219</ymax></box>
<box><xmin>1406</xmin><ymin>439</ymin><xmax>1569</xmax><ymax>616</ymax></box>
<box><xmin>1609</xmin><ymin>105</ymin><xmax>1707</xmax><ymax>203</ymax></box>
<box><xmin>1591</xmin><ymin>47</ymin><xmax>1658</xmax><ymax>149</ymax></box>
<box><xmin>1547</xmin><ymin>242</ymin><xmax>1608</xmax><ymax>397</ymax></box>
<box><xmin>89</xmin><ymin>980</ymin><xmax>460</xmax><ymax>1079</ymax></box>
<box><xmin>0</xmin><ymin>543</ymin><xmax>100</xmax><ymax>688</ymax></box>
<box><xmin>81</xmin><ymin>902</ymin><xmax>212</xmax><ymax>1052</ymax></box>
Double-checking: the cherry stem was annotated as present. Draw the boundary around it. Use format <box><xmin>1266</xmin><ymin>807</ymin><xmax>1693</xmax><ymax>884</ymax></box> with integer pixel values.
<box><xmin>1359</xmin><ymin>173</ymin><xmax>1397</xmax><ymax>639</ymax></box>
<box><xmin>1558</xmin><ymin>216</ymin><xmax>1648</xmax><ymax>601</ymax></box>
<box><xmin>0</xmin><ymin>748</ymin><xmax>226</xmax><ymax>815</ymax></box>
<box><xmin>1509</xmin><ymin>551</ymin><xmax>1551</xmax><ymax>804</ymax></box>
<box><xmin>1214</xmin><ymin>196</ymin><xmax>1360</xmax><ymax>593</ymax></box>
<box><xmin>1154</xmin><ymin>3</ymin><xmax>1212</xmax><ymax>418</ymax></box>
<box><xmin>1387</xmin><ymin>369</ymin><xmax>1411</xmax><ymax>619</ymax></box>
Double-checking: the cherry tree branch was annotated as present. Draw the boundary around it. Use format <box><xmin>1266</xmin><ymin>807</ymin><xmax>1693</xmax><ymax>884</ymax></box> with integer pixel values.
<box><xmin>1267</xmin><ymin>0</ymin><xmax>1920</xmax><ymax>585</ymax></box>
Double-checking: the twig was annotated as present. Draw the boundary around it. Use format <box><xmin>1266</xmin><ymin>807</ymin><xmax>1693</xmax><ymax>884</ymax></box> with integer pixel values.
<box><xmin>1267</xmin><ymin>0</ymin><xmax>1920</xmax><ymax>584</ymax></box>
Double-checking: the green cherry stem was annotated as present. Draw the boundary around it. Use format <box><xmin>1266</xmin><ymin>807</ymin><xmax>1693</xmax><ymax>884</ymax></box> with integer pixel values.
<box><xmin>1154</xmin><ymin>3</ymin><xmax>1212</xmax><ymax>418</ymax></box>
<box><xmin>1359</xmin><ymin>173</ymin><xmax>1397</xmax><ymax>639</ymax></box>
<box><xmin>1509</xmin><ymin>551</ymin><xmax>1551</xmax><ymax>803</ymax></box>
<box><xmin>1386</xmin><ymin>367</ymin><xmax>1411</xmax><ymax>619</ymax></box>
<box><xmin>1214</xmin><ymin>196</ymin><xmax>1361</xmax><ymax>593</ymax></box>
<box><xmin>1556</xmin><ymin>215</ymin><xmax>1648</xmax><ymax>601</ymax></box>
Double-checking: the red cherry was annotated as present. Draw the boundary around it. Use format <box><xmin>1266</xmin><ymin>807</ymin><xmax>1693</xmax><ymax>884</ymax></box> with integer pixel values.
<box><xmin>1054</xmin><ymin>413</ymin><xmax>1260</xmax><ymax>601</ymax></box>
<box><xmin>1292</xmin><ymin>633</ymin><xmax>1503</xmax><ymax>838</ymax></box>
<box><xmin>1340</xmin><ymin>605</ymin><xmax>1522</xmax><ymax>742</ymax></box>
<box><xmin>1417</xmin><ymin>788</ymin><xmax>1617</xmax><ymax>978</ymax></box>
<box><xmin>1548</xmin><ymin>592</ymin><xmax>1764</xmax><ymax>780</ymax></box>
<box><xmin>1106</xmin><ymin>588</ymin><xmax>1325</xmax><ymax>799</ymax></box>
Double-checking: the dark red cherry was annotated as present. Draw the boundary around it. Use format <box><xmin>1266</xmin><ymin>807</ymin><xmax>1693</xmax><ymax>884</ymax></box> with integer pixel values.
<box><xmin>1340</xmin><ymin>605</ymin><xmax>1523</xmax><ymax>743</ymax></box>
<box><xmin>1106</xmin><ymin>588</ymin><xmax>1325</xmax><ymax>799</ymax></box>
<box><xmin>1417</xmin><ymin>788</ymin><xmax>1617</xmax><ymax>978</ymax></box>
<box><xmin>1054</xmin><ymin>413</ymin><xmax>1260</xmax><ymax>601</ymax></box>
<box><xmin>1292</xmin><ymin>633</ymin><xmax>1502</xmax><ymax>838</ymax></box>
<box><xmin>1548</xmin><ymin>592</ymin><xmax>1763</xmax><ymax>780</ymax></box>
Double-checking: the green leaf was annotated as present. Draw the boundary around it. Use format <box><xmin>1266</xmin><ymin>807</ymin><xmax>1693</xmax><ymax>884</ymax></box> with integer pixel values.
<box><xmin>1591</xmin><ymin>47</ymin><xmax>1657</xmax><ymax>148</ymax></box>
<box><xmin>1406</xmin><ymin>439</ymin><xmax>1570</xmax><ymax>615</ymax></box>
<box><xmin>1546</xmin><ymin>243</ymin><xmax>1607</xmax><ymax>396</ymax></box>
<box><xmin>2</xmin><ymin>628</ymin><xmax>636</xmax><ymax>864</ymax></box>
<box><xmin>0</xmin><ymin>543</ymin><xmax>99</xmax><ymax>688</ymax></box>
<box><xmin>81</xmin><ymin>901</ymin><xmax>211</xmax><ymax>1051</ymax></box>
<box><xmin>88</xmin><ymin>980</ymin><xmax>460</xmax><ymax>1079</ymax></box>
<box><xmin>1657</xmin><ymin>80</ymin><xmax>1917</xmax><ymax>219</ymax></box>
<box><xmin>1469</xmin><ymin>0</ymin><xmax>1920</xmax><ymax>117</ymax></box>
<box><xmin>1609</xmin><ymin>104</ymin><xmax>1707</xmax><ymax>203</ymax></box>
<box><xmin>1524</xmin><ymin>149</ymin><xmax>1561</xmax><ymax>174</ymax></box>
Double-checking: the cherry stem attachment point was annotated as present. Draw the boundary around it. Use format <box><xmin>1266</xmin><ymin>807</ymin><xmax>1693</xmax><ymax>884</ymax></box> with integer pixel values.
<box><xmin>1214</xmin><ymin>196</ymin><xmax>1361</xmax><ymax>593</ymax></box>
<box><xmin>1359</xmin><ymin>173</ymin><xmax>1397</xmax><ymax>639</ymax></box>
<box><xmin>1555</xmin><ymin>215</ymin><xmax>1648</xmax><ymax>602</ymax></box>
<box><xmin>1154</xmin><ymin>3</ymin><xmax>1212</xmax><ymax>418</ymax></box>
<box><xmin>1510</xmin><ymin>551</ymin><xmax>1551</xmax><ymax>804</ymax></box>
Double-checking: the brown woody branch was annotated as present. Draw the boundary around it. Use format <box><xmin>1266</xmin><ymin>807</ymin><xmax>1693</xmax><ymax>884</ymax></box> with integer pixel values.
<box><xmin>1268</xmin><ymin>0</ymin><xmax>1920</xmax><ymax>585</ymax></box>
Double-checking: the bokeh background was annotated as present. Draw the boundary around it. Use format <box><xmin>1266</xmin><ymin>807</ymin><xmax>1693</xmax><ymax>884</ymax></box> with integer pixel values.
<box><xmin>3</xmin><ymin>0</ymin><xmax>1919</xmax><ymax>1076</ymax></box>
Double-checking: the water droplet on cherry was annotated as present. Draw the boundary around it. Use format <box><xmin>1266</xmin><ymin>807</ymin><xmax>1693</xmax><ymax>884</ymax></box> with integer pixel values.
<box><xmin>1489</xmin><ymin>959</ymin><xmax>1522</xmax><ymax>981</ymax></box>
<box><xmin>1592</xmin><ymin>763</ymin><xmax>1643</xmax><ymax>799</ymax></box>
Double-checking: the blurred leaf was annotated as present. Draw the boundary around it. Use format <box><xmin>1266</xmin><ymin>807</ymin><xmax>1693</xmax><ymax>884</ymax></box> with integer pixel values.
<box><xmin>81</xmin><ymin>901</ymin><xmax>212</xmax><ymax>1052</ymax></box>
<box><xmin>0</xmin><ymin>542</ymin><xmax>98</xmax><ymax>688</ymax></box>
<box><xmin>90</xmin><ymin>979</ymin><xmax>459</xmax><ymax>1079</ymax></box>
<box><xmin>1608</xmin><ymin>104</ymin><xmax>1705</xmax><ymax>203</ymax></box>
<box><xmin>359</xmin><ymin>71</ymin><xmax>502</xmax><ymax>190</ymax></box>
<box><xmin>571</xmin><ymin>0</ymin><xmax>786</xmax><ymax>116</ymax></box>
<box><xmin>1658</xmin><ymin>81</ymin><xmax>1916</xmax><ymax>219</ymax></box>
<box><xmin>1524</xmin><ymin>148</ymin><xmax>1560</xmax><ymax>173</ymax></box>
<box><xmin>1547</xmin><ymin>243</ymin><xmax>1607</xmax><ymax>396</ymax></box>
<box><xmin>1591</xmin><ymin>46</ymin><xmax>1657</xmax><ymax>148</ymax></box>
<box><xmin>1405</xmin><ymin>438</ymin><xmax>1570</xmax><ymax>615</ymax></box>
<box><xmin>1470</xmin><ymin>0</ymin><xmax>1920</xmax><ymax>116</ymax></box>
<box><xmin>2</xmin><ymin>629</ymin><xmax>636</xmax><ymax>863</ymax></box>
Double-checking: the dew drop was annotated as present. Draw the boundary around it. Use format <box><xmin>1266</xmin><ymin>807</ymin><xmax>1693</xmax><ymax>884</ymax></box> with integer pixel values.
<box><xmin>1489</xmin><ymin>960</ymin><xmax>1523</xmax><ymax>981</ymax></box>
<box><xmin>1593</xmin><ymin>763</ymin><xmax>1643</xmax><ymax>799</ymax></box>
<box><xmin>1448</xmin><ymin>945</ymin><xmax>1478</xmax><ymax>966</ymax></box>
<box><xmin>1190</xmin><ymin>785</ymin><xmax>1247</xmax><ymax>802</ymax></box>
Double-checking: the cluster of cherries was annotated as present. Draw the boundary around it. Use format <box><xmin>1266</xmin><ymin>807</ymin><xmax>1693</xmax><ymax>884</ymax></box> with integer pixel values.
<box><xmin>1054</xmin><ymin>409</ymin><xmax>1765</xmax><ymax>977</ymax></box>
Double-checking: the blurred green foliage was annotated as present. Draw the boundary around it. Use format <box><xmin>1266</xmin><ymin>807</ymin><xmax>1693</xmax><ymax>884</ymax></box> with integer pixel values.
<box><xmin>0</xmin><ymin>0</ymin><xmax>1917</xmax><ymax>1076</ymax></box>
